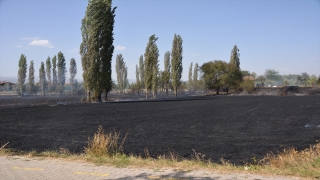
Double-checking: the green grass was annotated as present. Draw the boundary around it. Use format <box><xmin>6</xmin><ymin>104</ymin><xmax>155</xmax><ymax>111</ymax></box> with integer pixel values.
<box><xmin>1</xmin><ymin>127</ymin><xmax>319</xmax><ymax>179</ymax></box>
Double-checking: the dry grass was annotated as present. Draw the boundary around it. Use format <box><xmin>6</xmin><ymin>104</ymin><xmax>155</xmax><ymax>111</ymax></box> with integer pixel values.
<box><xmin>1</xmin><ymin>127</ymin><xmax>319</xmax><ymax>179</ymax></box>
<box><xmin>84</xmin><ymin>125</ymin><xmax>128</xmax><ymax>157</ymax></box>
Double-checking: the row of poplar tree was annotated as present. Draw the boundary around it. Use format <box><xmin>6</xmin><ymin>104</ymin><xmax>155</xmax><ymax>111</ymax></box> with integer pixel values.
<box><xmin>115</xmin><ymin>34</ymin><xmax>184</xmax><ymax>99</ymax></box>
<box><xmin>17</xmin><ymin>51</ymin><xmax>77</xmax><ymax>96</ymax></box>
<box><xmin>80</xmin><ymin>0</ymin><xmax>184</xmax><ymax>102</ymax></box>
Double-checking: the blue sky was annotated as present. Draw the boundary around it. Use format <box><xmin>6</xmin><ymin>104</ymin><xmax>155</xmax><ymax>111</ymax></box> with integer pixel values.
<box><xmin>0</xmin><ymin>0</ymin><xmax>319</xmax><ymax>83</ymax></box>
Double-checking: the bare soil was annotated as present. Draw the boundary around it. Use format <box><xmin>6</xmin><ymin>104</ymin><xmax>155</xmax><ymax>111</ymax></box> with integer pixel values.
<box><xmin>0</xmin><ymin>95</ymin><xmax>319</xmax><ymax>165</ymax></box>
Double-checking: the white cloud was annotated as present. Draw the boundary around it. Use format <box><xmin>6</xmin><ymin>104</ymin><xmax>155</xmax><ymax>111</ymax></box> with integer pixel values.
<box><xmin>15</xmin><ymin>45</ymin><xmax>23</xmax><ymax>48</ymax></box>
<box><xmin>69</xmin><ymin>48</ymin><xmax>78</xmax><ymax>53</ymax></box>
<box><xmin>29</xmin><ymin>39</ymin><xmax>54</xmax><ymax>48</ymax></box>
<box><xmin>115</xmin><ymin>45</ymin><xmax>125</xmax><ymax>51</ymax></box>
<box><xmin>21</xmin><ymin>37</ymin><xmax>39</xmax><ymax>41</ymax></box>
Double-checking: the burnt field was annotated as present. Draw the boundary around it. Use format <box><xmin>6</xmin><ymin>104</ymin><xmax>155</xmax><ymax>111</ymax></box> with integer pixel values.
<box><xmin>0</xmin><ymin>95</ymin><xmax>319</xmax><ymax>165</ymax></box>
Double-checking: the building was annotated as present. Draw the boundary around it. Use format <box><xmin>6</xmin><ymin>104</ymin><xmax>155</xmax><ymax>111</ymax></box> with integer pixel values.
<box><xmin>0</xmin><ymin>81</ymin><xmax>16</xmax><ymax>91</ymax></box>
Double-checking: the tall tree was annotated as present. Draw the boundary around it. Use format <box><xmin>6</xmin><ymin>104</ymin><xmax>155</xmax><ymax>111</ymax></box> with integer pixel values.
<box><xmin>188</xmin><ymin>62</ymin><xmax>193</xmax><ymax>92</ymax></box>
<box><xmin>52</xmin><ymin>55</ymin><xmax>57</xmax><ymax>93</ymax></box>
<box><xmin>46</xmin><ymin>56</ymin><xmax>51</xmax><ymax>91</ymax></box>
<box><xmin>152</xmin><ymin>57</ymin><xmax>159</xmax><ymax>98</ymax></box>
<box><xmin>163</xmin><ymin>51</ymin><xmax>171</xmax><ymax>95</ymax></box>
<box><xmin>193</xmin><ymin>63</ymin><xmax>198</xmax><ymax>93</ymax></box>
<box><xmin>297</xmin><ymin>72</ymin><xmax>310</xmax><ymax>87</ymax></box>
<box><xmin>139</xmin><ymin>55</ymin><xmax>145</xmax><ymax>89</ymax></box>
<box><xmin>228</xmin><ymin>45</ymin><xmax>242</xmax><ymax>91</ymax></box>
<box><xmin>28</xmin><ymin>60</ymin><xmax>35</xmax><ymax>94</ymax></box>
<box><xmin>69</xmin><ymin>58</ymin><xmax>77</xmax><ymax>95</ymax></box>
<box><xmin>171</xmin><ymin>34</ymin><xmax>183</xmax><ymax>97</ymax></box>
<box><xmin>57</xmin><ymin>51</ymin><xmax>67</xmax><ymax>94</ymax></box>
<box><xmin>256</xmin><ymin>75</ymin><xmax>266</xmax><ymax>87</ymax></box>
<box><xmin>18</xmin><ymin>54</ymin><xmax>27</xmax><ymax>96</ymax></box>
<box><xmin>39</xmin><ymin>62</ymin><xmax>46</xmax><ymax>96</ymax></box>
<box><xmin>115</xmin><ymin>54</ymin><xmax>127</xmax><ymax>94</ymax></box>
<box><xmin>144</xmin><ymin>34</ymin><xmax>159</xmax><ymax>99</ymax></box>
<box><xmin>135</xmin><ymin>64</ymin><xmax>140</xmax><ymax>95</ymax></box>
<box><xmin>80</xmin><ymin>0</ymin><xmax>116</xmax><ymax>102</ymax></box>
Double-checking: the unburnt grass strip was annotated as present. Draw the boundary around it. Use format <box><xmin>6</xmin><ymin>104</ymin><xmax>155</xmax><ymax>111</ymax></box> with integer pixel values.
<box><xmin>1</xmin><ymin>126</ymin><xmax>319</xmax><ymax>179</ymax></box>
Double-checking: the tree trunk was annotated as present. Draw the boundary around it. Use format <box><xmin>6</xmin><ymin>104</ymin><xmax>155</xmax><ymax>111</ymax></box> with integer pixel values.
<box><xmin>20</xmin><ymin>87</ymin><xmax>23</xmax><ymax>97</ymax></box>
<box><xmin>216</xmin><ymin>88</ymin><xmax>219</xmax><ymax>95</ymax></box>
<box><xmin>87</xmin><ymin>90</ymin><xmax>91</xmax><ymax>102</ymax></box>
<box><xmin>174</xmin><ymin>88</ymin><xmax>177</xmax><ymax>97</ymax></box>
<box><xmin>104</xmin><ymin>91</ymin><xmax>108</xmax><ymax>101</ymax></box>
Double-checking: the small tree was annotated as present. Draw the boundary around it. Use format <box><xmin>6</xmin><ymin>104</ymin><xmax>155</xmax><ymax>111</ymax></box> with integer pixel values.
<box><xmin>240</xmin><ymin>79</ymin><xmax>255</xmax><ymax>93</ymax></box>
<box><xmin>18</xmin><ymin>54</ymin><xmax>27</xmax><ymax>96</ymax></box>
<box><xmin>28</xmin><ymin>60</ymin><xmax>35</xmax><ymax>94</ymax></box>
<box><xmin>297</xmin><ymin>72</ymin><xmax>310</xmax><ymax>87</ymax></box>
<box><xmin>69</xmin><ymin>58</ymin><xmax>77</xmax><ymax>95</ymax></box>
<box><xmin>256</xmin><ymin>75</ymin><xmax>266</xmax><ymax>87</ymax></box>
<box><xmin>39</xmin><ymin>62</ymin><xmax>46</xmax><ymax>96</ymax></box>
<box><xmin>139</xmin><ymin>55</ymin><xmax>145</xmax><ymax>89</ymax></box>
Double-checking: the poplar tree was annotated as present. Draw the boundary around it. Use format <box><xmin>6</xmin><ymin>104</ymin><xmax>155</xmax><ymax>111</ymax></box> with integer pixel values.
<box><xmin>80</xmin><ymin>0</ymin><xmax>116</xmax><ymax>102</ymax></box>
<box><xmin>135</xmin><ymin>64</ymin><xmax>140</xmax><ymax>95</ymax></box>
<box><xmin>39</xmin><ymin>62</ymin><xmax>46</xmax><ymax>96</ymax></box>
<box><xmin>152</xmin><ymin>57</ymin><xmax>159</xmax><ymax>98</ymax></box>
<box><xmin>171</xmin><ymin>34</ymin><xmax>183</xmax><ymax>97</ymax></box>
<box><xmin>193</xmin><ymin>63</ymin><xmax>199</xmax><ymax>93</ymax></box>
<box><xmin>228</xmin><ymin>45</ymin><xmax>242</xmax><ymax>91</ymax></box>
<box><xmin>115</xmin><ymin>54</ymin><xmax>127</xmax><ymax>94</ymax></box>
<box><xmin>139</xmin><ymin>55</ymin><xmax>144</xmax><ymax>89</ymax></box>
<box><xmin>52</xmin><ymin>55</ymin><xmax>57</xmax><ymax>93</ymax></box>
<box><xmin>69</xmin><ymin>58</ymin><xmax>77</xmax><ymax>95</ymax></box>
<box><xmin>57</xmin><ymin>51</ymin><xmax>66</xmax><ymax>94</ymax></box>
<box><xmin>188</xmin><ymin>62</ymin><xmax>193</xmax><ymax>92</ymax></box>
<box><xmin>18</xmin><ymin>54</ymin><xmax>27</xmax><ymax>96</ymax></box>
<box><xmin>46</xmin><ymin>57</ymin><xmax>51</xmax><ymax>91</ymax></box>
<box><xmin>163</xmin><ymin>51</ymin><xmax>171</xmax><ymax>95</ymax></box>
<box><xmin>144</xmin><ymin>34</ymin><xmax>159</xmax><ymax>99</ymax></box>
<box><xmin>28</xmin><ymin>60</ymin><xmax>35</xmax><ymax>94</ymax></box>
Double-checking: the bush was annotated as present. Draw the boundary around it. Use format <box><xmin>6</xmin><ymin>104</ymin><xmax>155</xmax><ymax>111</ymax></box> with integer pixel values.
<box><xmin>240</xmin><ymin>79</ymin><xmax>255</xmax><ymax>93</ymax></box>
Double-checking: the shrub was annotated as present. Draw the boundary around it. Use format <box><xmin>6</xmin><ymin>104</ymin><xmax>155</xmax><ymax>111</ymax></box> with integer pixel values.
<box><xmin>240</xmin><ymin>79</ymin><xmax>255</xmax><ymax>93</ymax></box>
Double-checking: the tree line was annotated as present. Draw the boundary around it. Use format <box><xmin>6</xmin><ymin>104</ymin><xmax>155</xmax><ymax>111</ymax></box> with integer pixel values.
<box><xmin>17</xmin><ymin>52</ymin><xmax>77</xmax><ymax>96</ymax></box>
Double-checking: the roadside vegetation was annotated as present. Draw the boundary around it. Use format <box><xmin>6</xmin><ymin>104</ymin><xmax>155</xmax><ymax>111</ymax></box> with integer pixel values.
<box><xmin>1</xmin><ymin>126</ymin><xmax>319</xmax><ymax>179</ymax></box>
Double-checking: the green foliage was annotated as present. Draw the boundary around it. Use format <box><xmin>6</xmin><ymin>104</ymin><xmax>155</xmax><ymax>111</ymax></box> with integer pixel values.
<box><xmin>39</xmin><ymin>62</ymin><xmax>46</xmax><ymax>96</ymax></box>
<box><xmin>80</xmin><ymin>0</ymin><xmax>116</xmax><ymax>102</ymax></box>
<box><xmin>240</xmin><ymin>79</ymin><xmax>255</xmax><ymax>93</ymax></box>
<box><xmin>115</xmin><ymin>54</ymin><xmax>127</xmax><ymax>94</ymax></box>
<box><xmin>282</xmin><ymin>74</ymin><xmax>299</xmax><ymax>86</ymax></box>
<box><xmin>144</xmin><ymin>34</ymin><xmax>159</xmax><ymax>99</ymax></box>
<box><xmin>264</xmin><ymin>69</ymin><xmax>283</xmax><ymax>82</ymax></box>
<box><xmin>171</xmin><ymin>34</ymin><xmax>183</xmax><ymax>97</ymax></box>
<box><xmin>27</xmin><ymin>60</ymin><xmax>35</xmax><ymax>94</ymax></box>
<box><xmin>200</xmin><ymin>60</ymin><xmax>229</xmax><ymax>95</ymax></box>
<box><xmin>18</xmin><ymin>54</ymin><xmax>27</xmax><ymax>96</ymax></box>
<box><xmin>69</xmin><ymin>58</ymin><xmax>77</xmax><ymax>95</ymax></box>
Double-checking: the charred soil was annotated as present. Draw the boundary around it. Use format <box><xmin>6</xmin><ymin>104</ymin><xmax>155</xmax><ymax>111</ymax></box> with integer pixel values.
<box><xmin>0</xmin><ymin>95</ymin><xmax>319</xmax><ymax>165</ymax></box>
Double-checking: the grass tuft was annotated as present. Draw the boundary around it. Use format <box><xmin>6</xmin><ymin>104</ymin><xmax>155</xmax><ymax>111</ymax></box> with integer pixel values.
<box><xmin>84</xmin><ymin>125</ymin><xmax>128</xmax><ymax>157</ymax></box>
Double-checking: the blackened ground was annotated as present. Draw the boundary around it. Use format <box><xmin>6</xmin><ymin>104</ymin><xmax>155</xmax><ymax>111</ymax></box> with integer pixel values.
<box><xmin>0</xmin><ymin>96</ymin><xmax>319</xmax><ymax>165</ymax></box>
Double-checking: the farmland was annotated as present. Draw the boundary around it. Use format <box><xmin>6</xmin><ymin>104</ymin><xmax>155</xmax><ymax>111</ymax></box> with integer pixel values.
<box><xmin>0</xmin><ymin>95</ymin><xmax>319</xmax><ymax>165</ymax></box>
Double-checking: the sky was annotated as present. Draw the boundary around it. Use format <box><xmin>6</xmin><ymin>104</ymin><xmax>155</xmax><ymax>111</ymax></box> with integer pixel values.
<box><xmin>0</xmin><ymin>0</ymin><xmax>319</xmax><ymax>83</ymax></box>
